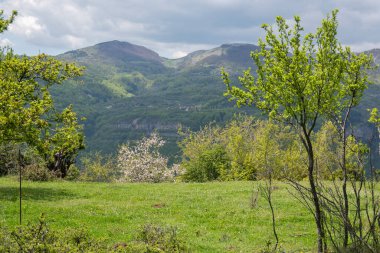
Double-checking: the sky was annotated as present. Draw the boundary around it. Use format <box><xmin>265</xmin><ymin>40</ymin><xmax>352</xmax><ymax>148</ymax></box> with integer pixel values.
<box><xmin>1</xmin><ymin>0</ymin><xmax>380</xmax><ymax>59</ymax></box>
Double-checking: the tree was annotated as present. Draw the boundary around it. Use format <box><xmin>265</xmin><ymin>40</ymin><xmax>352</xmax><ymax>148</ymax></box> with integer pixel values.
<box><xmin>0</xmin><ymin>11</ymin><xmax>84</xmax><ymax>177</ymax></box>
<box><xmin>222</xmin><ymin>10</ymin><xmax>372</xmax><ymax>252</ymax></box>
<box><xmin>0</xmin><ymin>10</ymin><xmax>16</xmax><ymax>33</ymax></box>
<box><xmin>41</xmin><ymin>106</ymin><xmax>85</xmax><ymax>177</ymax></box>
<box><xmin>117</xmin><ymin>132</ymin><xmax>173</xmax><ymax>183</ymax></box>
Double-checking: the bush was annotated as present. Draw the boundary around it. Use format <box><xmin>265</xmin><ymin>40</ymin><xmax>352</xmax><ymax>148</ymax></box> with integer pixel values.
<box><xmin>135</xmin><ymin>224</ymin><xmax>188</xmax><ymax>252</ymax></box>
<box><xmin>117</xmin><ymin>133</ymin><xmax>173</xmax><ymax>183</ymax></box>
<box><xmin>0</xmin><ymin>216</ymin><xmax>189</xmax><ymax>253</ymax></box>
<box><xmin>0</xmin><ymin>143</ymin><xmax>19</xmax><ymax>176</ymax></box>
<box><xmin>113</xmin><ymin>224</ymin><xmax>188</xmax><ymax>252</ymax></box>
<box><xmin>179</xmin><ymin>117</ymin><xmax>307</xmax><ymax>181</ymax></box>
<box><xmin>79</xmin><ymin>152</ymin><xmax>119</xmax><ymax>182</ymax></box>
<box><xmin>66</xmin><ymin>164</ymin><xmax>81</xmax><ymax>181</ymax></box>
<box><xmin>0</xmin><ymin>215</ymin><xmax>107</xmax><ymax>252</ymax></box>
<box><xmin>182</xmin><ymin>145</ymin><xmax>230</xmax><ymax>182</ymax></box>
<box><xmin>22</xmin><ymin>163</ymin><xmax>54</xmax><ymax>181</ymax></box>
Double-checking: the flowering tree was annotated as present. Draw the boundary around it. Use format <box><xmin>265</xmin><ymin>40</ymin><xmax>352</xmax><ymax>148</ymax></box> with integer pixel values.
<box><xmin>117</xmin><ymin>132</ymin><xmax>172</xmax><ymax>182</ymax></box>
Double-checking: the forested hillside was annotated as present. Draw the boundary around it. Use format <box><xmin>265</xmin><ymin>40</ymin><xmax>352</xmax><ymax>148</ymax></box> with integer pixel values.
<box><xmin>50</xmin><ymin>41</ymin><xmax>380</xmax><ymax>160</ymax></box>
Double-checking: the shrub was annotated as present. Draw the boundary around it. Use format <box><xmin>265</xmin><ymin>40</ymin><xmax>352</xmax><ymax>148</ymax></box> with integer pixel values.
<box><xmin>0</xmin><ymin>215</ymin><xmax>107</xmax><ymax>252</ymax></box>
<box><xmin>179</xmin><ymin>117</ymin><xmax>306</xmax><ymax>181</ymax></box>
<box><xmin>0</xmin><ymin>143</ymin><xmax>19</xmax><ymax>176</ymax></box>
<box><xmin>66</xmin><ymin>164</ymin><xmax>81</xmax><ymax>181</ymax></box>
<box><xmin>136</xmin><ymin>224</ymin><xmax>188</xmax><ymax>252</ymax></box>
<box><xmin>0</xmin><ymin>216</ymin><xmax>189</xmax><ymax>253</ymax></box>
<box><xmin>79</xmin><ymin>152</ymin><xmax>119</xmax><ymax>182</ymax></box>
<box><xmin>117</xmin><ymin>133</ymin><xmax>173</xmax><ymax>183</ymax></box>
<box><xmin>182</xmin><ymin>145</ymin><xmax>230</xmax><ymax>182</ymax></box>
<box><xmin>22</xmin><ymin>163</ymin><xmax>54</xmax><ymax>182</ymax></box>
<box><xmin>114</xmin><ymin>224</ymin><xmax>188</xmax><ymax>252</ymax></box>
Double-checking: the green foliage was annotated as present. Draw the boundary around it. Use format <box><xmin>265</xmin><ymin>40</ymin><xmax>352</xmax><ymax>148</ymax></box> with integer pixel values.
<box><xmin>314</xmin><ymin>121</ymin><xmax>341</xmax><ymax>179</ymax></box>
<box><xmin>345</xmin><ymin>135</ymin><xmax>369</xmax><ymax>179</ymax></box>
<box><xmin>314</xmin><ymin>121</ymin><xmax>371</xmax><ymax>180</ymax></box>
<box><xmin>0</xmin><ymin>143</ymin><xmax>56</xmax><ymax>181</ymax></box>
<box><xmin>0</xmin><ymin>51</ymin><xmax>83</xmax><ymax>145</ymax></box>
<box><xmin>182</xmin><ymin>144</ymin><xmax>229</xmax><ymax>182</ymax></box>
<box><xmin>369</xmin><ymin>108</ymin><xmax>380</xmax><ymax>125</ymax></box>
<box><xmin>252</xmin><ymin>121</ymin><xmax>282</xmax><ymax>180</ymax></box>
<box><xmin>222</xmin><ymin>10</ymin><xmax>372</xmax><ymax>129</ymax></box>
<box><xmin>22</xmin><ymin>25</ymin><xmax>375</xmax><ymax>163</ymax></box>
<box><xmin>0</xmin><ymin>10</ymin><xmax>16</xmax><ymax>33</ymax></box>
<box><xmin>221</xmin><ymin>11</ymin><xmax>374</xmax><ymax>251</ymax></box>
<box><xmin>79</xmin><ymin>152</ymin><xmax>119</xmax><ymax>182</ymax></box>
<box><xmin>23</xmin><ymin>163</ymin><xmax>54</xmax><ymax>182</ymax></box>
<box><xmin>66</xmin><ymin>164</ymin><xmax>81</xmax><ymax>181</ymax></box>
<box><xmin>0</xmin><ymin>215</ymin><xmax>107</xmax><ymax>252</ymax></box>
<box><xmin>180</xmin><ymin>117</ymin><xmax>306</xmax><ymax>182</ymax></box>
<box><xmin>220</xmin><ymin>117</ymin><xmax>257</xmax><ymax>180</ymax></box>
<box><xmin>135</xmin><ymin>224</ymin><xmax>188</xmax><ymax>252</ymax></box>
<box><xmin>0</xmin><ymin>142</ymin><xmax>19</xmax><ymax>176</ymax></box>
<box><xmin>0</xmin><ymin>214</ymin><xmax>189</xmax><ymax>253</ymax></box>
<box><xmin>0</xmin><ymin>10</ymin><xmax>84</xmax><ymax>178</ymax></box>
<box><xmin>368</xmin><ymin>107</ymin><xmax>380</xmax><ymax>162</ymax></box>
<box><xmin>42</xmin><ymin>105</ymin><xmax>85</xmax><ymax>177</ymax></box>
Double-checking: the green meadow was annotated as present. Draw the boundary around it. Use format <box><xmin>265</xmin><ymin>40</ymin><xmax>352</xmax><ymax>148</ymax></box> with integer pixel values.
<box><xmin>0</xmin><ymin>177</ymin><xmax>318</xmax><ymax>252</ymax></box>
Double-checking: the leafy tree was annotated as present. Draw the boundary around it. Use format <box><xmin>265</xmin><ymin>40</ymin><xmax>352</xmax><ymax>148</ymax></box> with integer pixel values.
<box><xmin>41</xmin><ymin>106</ymin><xmax>85</xmax><ymax>177</ymax></box>
<box><xmin>222</xmin><ymin>10</ymin><xmax>372</xmax><ymax>252</ymax></box>
<box><xmin>0</xmin><ymin>10</ymin><xmax>84</xmax><ymax>177</ymax></box>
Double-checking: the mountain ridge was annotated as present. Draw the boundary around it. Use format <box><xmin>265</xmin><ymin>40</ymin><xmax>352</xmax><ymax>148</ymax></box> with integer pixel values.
<box><xmin>51</xmin><ymin>40</ymin><xmax>380</xmax><ymax>160</ymax></box>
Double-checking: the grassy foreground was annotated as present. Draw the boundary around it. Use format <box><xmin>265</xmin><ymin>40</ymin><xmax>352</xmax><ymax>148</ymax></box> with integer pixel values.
<box><xmin>0</xmin><ymin>177</ymin><xmax>316</xmax><ymax>252</ymax></box>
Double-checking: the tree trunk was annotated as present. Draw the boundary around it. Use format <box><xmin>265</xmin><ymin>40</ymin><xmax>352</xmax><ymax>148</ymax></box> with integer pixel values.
<box><xmin>342</xmin><ymin>130</ymin><xmax>349</xmax><ymax>248</ymax></box>
<box><xmin>341</xmin><ymin>101</ymin><xmax>353</xmax><ymax>248</ymax></box>
<box><xmin>303</xmin><ymin>130</ymin><xmax>325</xmax><ymax>252</ymax></box>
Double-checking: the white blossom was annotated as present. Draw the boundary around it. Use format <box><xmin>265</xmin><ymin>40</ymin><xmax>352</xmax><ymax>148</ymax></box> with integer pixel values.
<box><xmin>117</xmin><ymin>132</ymin><xmax>173</xmax><ymax>183</ymax></box>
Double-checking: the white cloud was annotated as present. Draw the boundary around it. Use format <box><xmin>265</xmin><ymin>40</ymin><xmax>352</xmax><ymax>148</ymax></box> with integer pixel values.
<box><xmin>9</xmin><ymin>15</ymin><xmax>45</xmax><ymax>38</ymax></box>
<box><xmin>0</xmin><ymin>38</ymin><xmax>12</xmax><ymax>47</ymax></box>
<box><xmin>63</xmin><ymin>35</ymin><xmax>87</xmax><ymax>49</ymax></box>
<box><xmin>1</xmin><ymin>0</ymin><xmax>380</xmax><ymax>56</ymax></box>
<box><xmin>172</xmin><ymin>50</ymin><xmax>188</xmax><ymax>59</ymax></box>
<box><xmin>347</xmin><ymin>42</ymin><xmax>380</xmax><ymax>52</ymax></box>
<box><xmin>135</xmin><ymin>40</ymin><xmax>217</xmax><ymax>59</ymax></box>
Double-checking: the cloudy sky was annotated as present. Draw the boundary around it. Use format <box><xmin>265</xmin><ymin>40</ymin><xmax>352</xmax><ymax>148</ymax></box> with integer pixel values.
<box><xmin>1</xmin><ymin>0</ymin><xmax>380</xmax><ymax>58</ymax></box>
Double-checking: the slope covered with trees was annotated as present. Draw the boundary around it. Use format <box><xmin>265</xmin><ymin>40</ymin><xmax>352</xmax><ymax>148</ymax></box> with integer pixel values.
<box><xmin>50</xmin><ymin>41</ymin><xmax>380</xmax><ymax>162</ymax></box>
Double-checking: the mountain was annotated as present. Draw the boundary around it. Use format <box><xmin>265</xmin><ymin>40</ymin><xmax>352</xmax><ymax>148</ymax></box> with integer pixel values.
<box><xmin>168</xmin><ymin>43</ymin><xmax>260</xmax><ymax>70</ymax></box>
<box><xmin>51</xmin><ymin>41</ymin><xmax>380</xmax><ymax>162</ymax></box>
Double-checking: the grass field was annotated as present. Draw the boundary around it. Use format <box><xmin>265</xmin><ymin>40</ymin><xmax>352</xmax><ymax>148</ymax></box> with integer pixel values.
<box><xmin>0</xmin><ymin>177</ymin><xmax>318</xmax><ymax>252</ymax></box>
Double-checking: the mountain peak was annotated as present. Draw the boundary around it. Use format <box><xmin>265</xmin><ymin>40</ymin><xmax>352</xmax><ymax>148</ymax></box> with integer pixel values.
<box><xmin>169</xmin><ymin>43</ymin><xmax>260</xmax><ymax>69</ymax></box>
<box><xmin>59</xmin><ymin>40</ymin><xmax>162</xmax><ymax>64</ymax></box>
<box><xmin>93</xmin><ymin>40</ymin><xmax>162</xmax><ymax>62</ymax></box>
